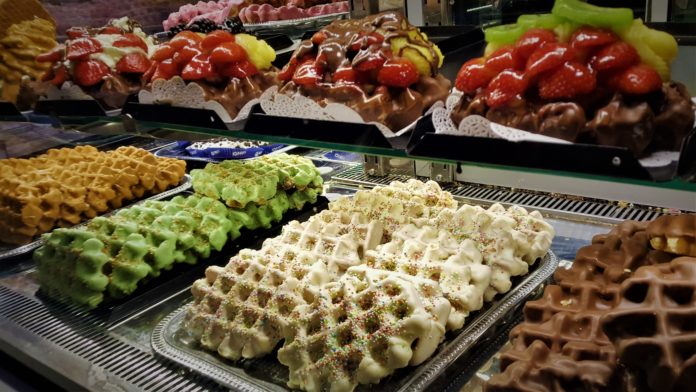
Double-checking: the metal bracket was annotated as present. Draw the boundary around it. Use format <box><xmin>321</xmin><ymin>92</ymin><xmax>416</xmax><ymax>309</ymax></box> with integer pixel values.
<box><xmin>364</xmin><ymin>155</ymin><xmax>389</xmax><ymax>177</ymax></box>
<box><xmin>430</xmin><ymin>162</ymin><xmax>455</xmax><ymax>183</ymax></box>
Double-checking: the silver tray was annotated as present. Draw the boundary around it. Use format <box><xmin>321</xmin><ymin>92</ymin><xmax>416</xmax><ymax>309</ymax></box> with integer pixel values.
<box><xmin>151</xmin><ymin>251</ymin><xmax>559</xmax><ymax>391</ymax></box>
<box><xmin>0</xmin><ymin>174</ymin><xmax>192</xmax><ymax>261</ymax></box>
<box><xmin>243</xmin><ymin>12</ymin><xmax>349</xmax><ymax>37</ymax></box>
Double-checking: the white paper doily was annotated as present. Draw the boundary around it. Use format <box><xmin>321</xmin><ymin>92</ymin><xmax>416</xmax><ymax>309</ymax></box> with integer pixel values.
<box><xmin>138</xmin><ymin>76</ymin><xmax>263</xmax><ymax>123</ymax></box>
<box><xmin>259</xmin><ymin>86</ymin><xmax>426</xmax><ymax>138</ymax></box>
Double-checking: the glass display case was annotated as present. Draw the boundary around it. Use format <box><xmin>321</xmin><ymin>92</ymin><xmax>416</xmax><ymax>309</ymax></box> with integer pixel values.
<box><xmin>0</xmin><ymin>1</ymin><xmax>695</xmax><ymax>391</ymax></box>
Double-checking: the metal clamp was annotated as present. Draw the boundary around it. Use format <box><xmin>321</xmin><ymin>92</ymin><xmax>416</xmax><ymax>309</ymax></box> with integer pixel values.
<box><xmin>364</xmin><ymin>155</ymin><xmax>389</xmax><ymax>177</ymax></box>
<box><xmin>430</xmin><ymin>162</ymin><xmax>455</xmax><ymax>183</ymax></box>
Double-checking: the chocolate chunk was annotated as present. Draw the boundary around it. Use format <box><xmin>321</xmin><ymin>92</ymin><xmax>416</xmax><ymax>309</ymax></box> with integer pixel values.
<box><xmin>537</xmin><ymin>102</ymin><xmax>587</xmax><ymax>142</ymax></box>
<box><xmin>588</xmin><ymin>94</ymin><xmax>655</xmax><ymax>157</ymax></box>
<box><xmin>653</xmin><ymin>82</ymin><xmax>696</xmax><ymax>151</ymax></box>
<box><xmin>485</xmin><ymin>96</ymin><xmax>539</xmax><ymax>132</ymax></box>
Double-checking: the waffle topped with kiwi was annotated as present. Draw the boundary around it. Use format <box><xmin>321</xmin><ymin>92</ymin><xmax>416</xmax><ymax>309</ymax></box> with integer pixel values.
<box><xmin>277</xmin><ymin>11</ymin><xmax>451</xmax><ymax>131</ymax></box>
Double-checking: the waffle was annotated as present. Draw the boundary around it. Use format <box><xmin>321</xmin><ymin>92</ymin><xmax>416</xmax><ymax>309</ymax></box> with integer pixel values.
<box><xmin>602</xmin><ymin>256</ymin><xmax>696</xmax><ymax>392</ymax></box>
<box><xmin>487</xmin><ymin>220</ymin><xmax>678</xmax><ymax>391</ymax></box>
<box><xmin>255</xmin><ymin>153</ymin><xmax>324</xmax><ymax>191</ymax></box>
<box><xmin>184</xmin><ymin>210</ymin><xmax>382</xmax><ymax>360</ymax></box>
<box><xmin>366</xmin><ymin>224</ymin><xmax>491</xmax><ymax>330</ymax></box>
<box><xmin>432</xmin><ymin>203</ymin><xmax>554</xmax><ymax>301</ymax></box>
<box><xmin>328</xmin><ymin>179</ymin><xmax>457</xmax><ymax>238</ymax></box>
<box><xmin>0</xmin><ymin>146</ymin><xmax>186</xmax><ymax>245</ymax></box>
<box><xmin>277</xmin><ymin>265</ymin><xmax>450</xmax><ymax>392</ymax></box>
<box><xmin>647</xmin><ymin>214</ymin><xmax>696</xmax><ymax>257</ymax></box>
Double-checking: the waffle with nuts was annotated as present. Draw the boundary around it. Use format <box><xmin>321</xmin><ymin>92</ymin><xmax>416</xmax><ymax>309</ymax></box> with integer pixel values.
<box><xmin>184</xmin><ymin>210</ymin><xmax>382</xmax><ymax>360</ymax></box>
<box><xmin>365</xmin><ymin>223</ymin><xmax>491</xmax><ymax>330</ymax></box>
<box><xmin>647</xmin><ymin>214</ymin><xmax>696</xmax><ymax>257</ymax></box>
<box><xmin>0</xmin><ymin>146</ymin><xmax>186</xmax><ymax>245</ymax></box>
<box><xmin>602</xmin><ymin>256</ymin><xmax>696</xmax><ymax>392</ymax></box>
<box><xmin>277</xmin><ymin>265</ymin><xmax>451</xmax><ymax>392</ymax></box>
<box><xmin>487</xmin><ymin>221</ymin><xmax>677</xmax><ymax>392</ymax></box>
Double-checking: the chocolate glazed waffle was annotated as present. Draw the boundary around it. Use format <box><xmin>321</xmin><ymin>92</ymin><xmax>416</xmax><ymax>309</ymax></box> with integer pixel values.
<box><xmin>602</xmin><ymin>256</ymin><xmax>696</xmax><ymax>392</ymax></box>
<box><xmin>487</xmin><ymin>221</ymin><xmax>677</xmax><ymax>392</ymax></box>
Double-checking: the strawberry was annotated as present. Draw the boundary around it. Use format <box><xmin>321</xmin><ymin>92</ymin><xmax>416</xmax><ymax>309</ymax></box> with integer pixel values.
<box><xmin>173</xmin><ymin>46</ymin><xmax>202</xmax><ymax>66</ymax></box>
<box><xmin>66</xmin><ymin>27</ymin><xmax>89</xmax><ymax>39</ymax></box>
<box><xmin>292</xmin><ymin>58</ymin><xmax>323</xmax><ymax>86</ymax></box>
<box><xmin>311</xmin><ymin>31</ymin><xmax>327</xmax><ymax>45</ymax></box>
<box><xmin>538</xmin><ymin>61</ymin><xmax>596</xmax><ymax>100</ymax></box>
<box><xmin>333</xmin><ymin>66</ymin><xmax>370</xmax><ymax>84</ymax></box>
<box><xmin>66</xmin><ymin>37</ymin><xmax>102</xmax><ymax>61</ymax></box>
<box><xmin>99</xmin><ymin>26</ymin><xmax>122</xmax><ymax>35</ymax></box>
<box><xmin>349</xmin><ymin>32</ymin><xmax>384</xmax><ymax>51</ymax></box>
<box><xmin>36</xmin><ymin>45</ymin><xmax>64</xmax><ymax>63</ymax></box>
<box><xmin>485</xmin><ymin>70</ymin><xmax>528</xmax><ymax>108</ymax></box>
<box><xmin>73</xmin><ymin>59</ymin><xmax>110</xmax><ymax>87</ymax></box>
<box><xmin>151</xmin><ymin>59</ymin><xmax>178</xmax><ymax>81</ymax></box>
<box><xmin>377</xmin><ymin>58</ymin><xmax>419</xmax><ymax>88</ymax></box>
<box><xmin>353</xmin><ymin>53</ymin><xmax>386</xmax><ymax>71</ymax></box>
<box><xmin>278</xmin><ymin>57</ymin><xmax>298</xmax><ymax>81</ymax></box>
<box><xmin>210</xmin><ymin>42</ymin><xmax>247</xmax><ymax>66</ymax></box>
<box><xmin>152</xmin><ymin>44</ymin><xmax>176</xmax><ymax>62</ymax></box>
<box><xmin>113</xmin><ymin>33</ymin><xmax>148</xmax><ymax>52</ymax></box>
<box><xmin>616</xmin><ymin>64</ymin><xmax>662</xmax><ymax>95</ymax></box>
<box><xmin>514</xmin><ymin>29</ymin><xmax>557</xmax><ymax>62</ymax></box>
<box><xmin>201</xmin><ymin>30</ymin><xmax>235</xmax><ymax>53</ymax></box>
<box><xmin>142</xmin><ymin>60</ymin><xmax>158</xmax><ymax>82</ymax></box>
<box><xmin>169</xmin><ymin>31</ymin><xmax>203</xmax><ymax>50</ymax></box>
<box><xmin>455</xmin><ymin>58</ymin><xmax>496</xmax><ymax>93</ymax></box>
<box><xmin>116</xmin><ymin>52</ymin><xmax>150</xmax><ymax>74</ymax></box>
<box><xmin>220</xmin><ymin>60</ymin><xmax>258</xmax><ymax>79</ymax></box>
<box><xmin>485</xmin><ymin>46</ymin><xmax>524</xmax><ymax>73</ymax></box>
<box><xmin>570</xmin><ymin>27</ymin><xmax>617</xmax><ymax>49</ymax></box>
<box><xmin>49</xmin><ymin>65</ymin><xmax>69</xmax><ymax>86</ymax></box>
<box><xmin>589</xmin><ymin>41</ymin><xmax>639</xmax><ymax>72</ymax></box>
<box><xmin>525</xmin><ymin>43</ymin><xmax>575</xmax><ymax>78</ymax></box>
<box><xmin>181</xmin><ymin>53</ymin><xmax>214</xmax><ymax>80</ymax></box>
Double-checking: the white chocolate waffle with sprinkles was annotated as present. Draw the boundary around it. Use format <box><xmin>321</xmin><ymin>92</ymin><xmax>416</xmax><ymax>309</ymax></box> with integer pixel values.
<box><xmin>184</xmin><ymin>211</ymin><xmax>382</xmax><ymax>360</ymax></box>
<box><xmin>366</xmin><ymin>224</ymin><xmax>492</xmax><ymax>330</ymax></box>
<box><xmin>329</xmin><ymin>179</ymin><xmax>458</xmax><ymax>239</ymax></box>
<box><xmin>277</xmin><ymin>265</ymin><xmax>451</xmax><ymax>392</ymax></box>
<box><xmin>432</xmin><ymin>203</ymin><xmax>554</xmax><ymax>301</ymax></box>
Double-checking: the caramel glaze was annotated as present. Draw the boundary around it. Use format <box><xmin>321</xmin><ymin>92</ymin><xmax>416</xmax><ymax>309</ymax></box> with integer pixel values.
<box><xmin>283</xmin><ymin>12</ymin><xmax>451</xmax><ymax>130</ymax></box>
<box><xmin>450</xmin><ymin>82</ymin><xmax>695</xmax><ymax>157</ymax></box>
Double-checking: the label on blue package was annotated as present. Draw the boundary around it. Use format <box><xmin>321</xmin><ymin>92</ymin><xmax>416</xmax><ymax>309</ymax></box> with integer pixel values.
<box><xmin>185</xmin><ymin>143</ymin><xmax>287</xmax><ymax>159</ymax></box>
<box><xmin>324</xmin><ymin>150</ymin><xmax>360</xmax><ymax>162</ymax></box>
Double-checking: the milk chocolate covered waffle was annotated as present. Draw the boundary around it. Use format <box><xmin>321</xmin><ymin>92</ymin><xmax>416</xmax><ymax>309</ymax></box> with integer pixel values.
<box><xmin>450</xmin><ymin>0</ymin><xmax>695</xmax><ymax>157</ymax></box>
<box><xmin>647</xmin><ymin>214</ymin><xmax>696</xmax><ymax>257</ymax></box>
<box><xmin>32</xmin><ymin>17</ymin><xmax>157</xmax><ymax>109</ymax></box>
<box><xmin>486</xmin><ymin>216</ymin><xmax>695</xmax><ymax>392</ymax></box>
<box><xmin>276</xmin><ymin>11</ymin><xmax>451</xmax><ymax>131</ymax></box>
<box><xmin>144</xmin><ymin>29</ymin><xmax>278</xmax><ymax>119</ymax></box>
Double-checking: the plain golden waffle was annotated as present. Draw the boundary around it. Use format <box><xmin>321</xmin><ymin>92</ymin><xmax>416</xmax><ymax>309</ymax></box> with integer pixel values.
<box><xmin>0</xmin><ymin>146</ymin><xmax>185</xmax><ymax>245</ymax></box>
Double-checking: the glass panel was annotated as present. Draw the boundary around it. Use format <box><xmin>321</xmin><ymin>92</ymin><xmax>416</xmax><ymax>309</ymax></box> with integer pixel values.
<box><xmin>671</xmin><ymin>0</ymin><xmax>696</xmax><ymax>22</ymax></box>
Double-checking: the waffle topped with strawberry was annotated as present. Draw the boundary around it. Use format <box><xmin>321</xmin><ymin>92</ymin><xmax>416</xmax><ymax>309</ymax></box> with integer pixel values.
<box><xmin>451</xmin><ymin>0</ymin><xmax>694</xmax><ymax>157</ymax></box>
<box><xmin>34</xmin><ymin>17</ymin><xmax>156</xmax><ymax>109</ymax></box>
<box><xmin>277</xmin><ymin>11</ymin><xmax>451</xmax><ymax>131</ymax></box>
<box><xmin>144</xmin><ymin>30</ymin><xmax>278</xmax><ymax>119</ymax></box>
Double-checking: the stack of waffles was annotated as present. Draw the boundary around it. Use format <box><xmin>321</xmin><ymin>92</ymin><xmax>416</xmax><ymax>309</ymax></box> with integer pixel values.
<box><xmin>0</xmin><ymin>146</ymin><xmax>186</xmax><ymax>245</ymax></box>
<box><xmin>184</xmin><ymin>179</ymin><xmax>556</xmax><ymax>391</ymax></box>
<box><xmin>34</xmin><ymin>154</ymin><xmax>324</xmax><ymax>308</ymax></box>
<box><xmin>487</xmin><ymin>214</ymin><xmax>696</xmax><ymax>392</ymax></box>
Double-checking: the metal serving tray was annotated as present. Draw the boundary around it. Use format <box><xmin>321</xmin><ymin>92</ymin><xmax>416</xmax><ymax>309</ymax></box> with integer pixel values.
<box><xmin>151</xmin><ymin>251</ymin><xmax>559</xmax><ymax>391</ymax></box>
<box><xmin>0</xmin><ymin>174</ymin><xmax>192</xmax><ymax>262</ymax></box>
